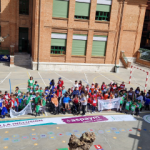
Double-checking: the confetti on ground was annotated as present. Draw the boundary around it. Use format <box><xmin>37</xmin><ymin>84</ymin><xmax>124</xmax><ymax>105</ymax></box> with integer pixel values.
<box><xmin>138</xmin><ymin>147</ymin><xmax>142</xmax><ymax>149</ymax></box>
<box><xmin>32</xmin><ymin>129</ymin><xmax>35</xmax><ymax>131</ymax></box>
<box><xmin>3</xmin><ymin>146</ymin><xmax>8</xmax><ymax>149</ymax></box>
<box><xmin>62</xmin><ymin>141</ymin><xmax>66</xmax><ymax>143</ymax></box>
<box><xmin>56</xmin><ymin>127</ymin><xmax>60</xmax><ymax>129</ymax></box>
<box><xmin>113</xmin><ymin>137</ymin><xmax>117</xmax><ymax>139</ymax></box>
<box><xmin>5</xmin><ymin>131</ymin><xmax>8</xmax><ymax>134</ymax></box>
<box><xmin>137</xmin><ymin>134</ymin><xmax>140</xmax><ymax>137</ymax></box>
<box><xmin>143</xmin><ymin>129</ymin><xmax>147</xmax><ymax>131</ymax></box>
<box><xmin>34</xmin><ymin>143</ymin><xmax>38</xmax><ymax>146</ymax></box>
<box><xmin>138</xmin><ymin>129</ymin><xmax>141</xmax><ymax>131</ymax></box>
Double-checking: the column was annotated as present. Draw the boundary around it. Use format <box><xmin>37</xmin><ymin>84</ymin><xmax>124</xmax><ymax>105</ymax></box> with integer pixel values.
<box><xmin>68</xmin><ymin>0</ymin><xmax>75</xmax><ymax>28</ymax></box>
<box><xmin>86</xmin><ymin>30</ymin><xmax>94</xmax><ymax>63</ymax></box>
<box><xmin>66</xmin><ymin>29</ymin><xmax>73</xmax><ymax>63</ymax></box>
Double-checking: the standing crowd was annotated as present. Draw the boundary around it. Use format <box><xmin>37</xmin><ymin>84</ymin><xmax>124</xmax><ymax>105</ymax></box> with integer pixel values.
<box><xmin>0</xmin><ymin>76</ymin><xmax>150</xmax><ymax>118</ymax></box>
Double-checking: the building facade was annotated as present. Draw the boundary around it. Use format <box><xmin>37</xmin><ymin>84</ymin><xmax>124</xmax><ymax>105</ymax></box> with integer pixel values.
<box><xmin>140</xmin><ymin>0</ymin><xmax>150</xmax><ymax>49</ymax></box>
<box><xmin>0</xmin><ymin>0</ymin><xmax>148</xmax><ymax>71</ymax></box>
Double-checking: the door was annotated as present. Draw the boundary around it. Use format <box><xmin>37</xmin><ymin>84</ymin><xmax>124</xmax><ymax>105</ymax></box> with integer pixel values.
<box><xmin>19</xmin><ymin>27</ymin><xmax>29</xmax><ymax>52</ymax></box>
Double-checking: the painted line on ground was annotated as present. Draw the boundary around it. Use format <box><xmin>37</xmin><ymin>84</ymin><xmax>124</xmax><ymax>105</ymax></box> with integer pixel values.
<box><xmin>27</xmin><ymin>72</ymin><xmax>30</xmax><ymax>78</ymax></box>
<box><xmin>38</xmin><ymin>72</ymin><xmax>47</xmax><ymax>86</ymax></box>
<box><xmin>29</xmin><ymin>72</ymin><xmax>31</xmax><ymax>76</ymax></box>
<box><xmin>55</xmin><ymin>72</ymin><xmax>73</xmax><ymax>83</ymax></box>
<box><xmin>84</xmin><ymin>73</ymin><xmax>89</xmax><ymax>84</ymax></box>
<box><xmin>82</xmin><ymin>79</ymin><xmax>89</xmax><ymax>85</ymax></box>
<box><xmin>0</xmin><ymin>72</ymin><xmax>11</xmax><ymax>85</ymax></box>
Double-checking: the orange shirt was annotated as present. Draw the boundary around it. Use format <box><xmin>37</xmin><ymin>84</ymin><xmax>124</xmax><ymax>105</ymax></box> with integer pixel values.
<box><xmin>104</xmin><ymin>94</ymin><xmax>109</xmax><ymax>100</ymax></box>
<box><xmin>51</xmin><ymin>98</ymin><xmax>58</xmax><ymax>106</ymax></box>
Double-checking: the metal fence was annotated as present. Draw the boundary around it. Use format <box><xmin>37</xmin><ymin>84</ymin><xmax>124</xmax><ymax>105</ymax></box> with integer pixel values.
<box><xmin>139</xmin><ymin>48</ymin><xmax>150</xmax><ymax>61</ymax></box>
<box><xmin>0</xmin><ymin>47</ymin><xmax>10</xmax><ymax>55</ymax></box>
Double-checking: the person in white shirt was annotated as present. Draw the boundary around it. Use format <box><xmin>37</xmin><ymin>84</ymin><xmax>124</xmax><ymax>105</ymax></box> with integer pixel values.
<box><xmin>73</xmin><ymin>80</ymin><xmax>79</xmax><ymax>90</ymax></box>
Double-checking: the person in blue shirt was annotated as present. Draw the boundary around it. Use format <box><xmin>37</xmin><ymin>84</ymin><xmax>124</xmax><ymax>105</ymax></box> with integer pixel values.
<box><xmin>62</xmin><ymin>86</ymin><xmax>66</xmax><ymax>95</ymax></box>
<box><xmin>63</xmin><ymin>94</ymin><xmax>71</xmax><ymax>111</ymax></box>
<box><xmin>49</xmin><ymin>79</ymin><xmax>55</xmax><ymax>90</ymax></box>
<box><xmin>0</xmin><ymin>95</ymin><xmax>4</xmax><ymax>115</ymax></box>
<box><xmin>71</xmin><ymin>87</ymin><xmax>80</xmax><ymax>98</ymax></box>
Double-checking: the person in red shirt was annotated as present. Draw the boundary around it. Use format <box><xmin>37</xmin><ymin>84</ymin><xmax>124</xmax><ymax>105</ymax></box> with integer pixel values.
<box><xmin>3</xmin><ymin>91</ymin><xmax>10</xmax><ymax>100</ymax></box>
<box><xmin>72</xmin><ymin>95</ymin><xmax>80</xmax><ymax>114</ymax></box>
<box><xmin>90</xmin><ymin>83</ymin><xmax>95</xmax><ymax>93</ymax></box>
<box><xmin>120</xmin><ymin>82</ymin><xmax>125</xmax><ymax>90</ymax></box>
<box><xmin>58</xmin><ymin>77</ymin><xmax>64</xmax><ymax>88</ymax></box>
<box><xmin>78</xmin><ymin>81</ymin><xmax>82</xmax><ymax>91</ymax></box>
<box><xmin>104</xmin><ymin>92</ymin><xmax>109</xmax><ymax>100</ymax></box>
<box><xmin>92</xmin><ymin>97</ymin><xmax>97</xmax><ymax>113</ymax></box>
<box><xmin>87</xmin><ymin>96</ymin><xmax>92</xmax><ymax>113</ymax></box>
<box><xmin>101</xmin><ymin>82</ymin><xmax>106</xmax><ymax>91</ymax></box>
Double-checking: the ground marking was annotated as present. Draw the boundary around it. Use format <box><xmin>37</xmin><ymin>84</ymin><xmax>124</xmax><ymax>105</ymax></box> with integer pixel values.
<box><xmin>98</xmin><ymin>72</ymin><xmax>112</xmax><ymax>82</ymax></box>
<box><xmin>38</xmin><ymin>72</ymin><xmax>47</xmax><ymax>86</ymax></box>
<box><xmin>27</xmin><ymin>72</ymin><xmax>30</xmax><ymax>78</ymax></box>
<box><xmin>3</xmin><ymin>146</ymin><xmax>8</xmax><ymax>149</ymax></box>
<box><xmin>84</xmin><ymin>73</ymin><xmax>89</xmax><ymax>83</ymax></box>
<box><xmin>0</xmin><ymin>72</ymin><xmax>11</xmax><ymax>85</ymax></box>
<box><xmin>34</xmin><ymin>143</ymin><xmax>38</xmax><ymax>146</ymax></box>
<box><xmin>55</xmin><ymin>72</ymin><xmax>73</xmax><ymax>83</ymax></box>
<box><xmin>29</xmin><ymin>72</ymin><xmax>31</xmax><ymax>76</ymax></box>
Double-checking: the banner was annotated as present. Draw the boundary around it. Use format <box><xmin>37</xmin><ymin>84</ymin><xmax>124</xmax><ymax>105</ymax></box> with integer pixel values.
<box><xmin>0</xmin><ymin>55</ymin><xmax>10</xmax><ymax>62</ymax></box>
<box><xmin>10</xmin><ymin>102</ymin><xmax>32</xmax><ymax>118</ymax></box>
<box><xmin>0</xmin><ymin>115</ymin><xmax>136</xmax><ymax>129</ymax></box>
<box><xmin>98</xmin><ymin>98</ymin><xmax>121</xmax><ymax>111</ymax></box>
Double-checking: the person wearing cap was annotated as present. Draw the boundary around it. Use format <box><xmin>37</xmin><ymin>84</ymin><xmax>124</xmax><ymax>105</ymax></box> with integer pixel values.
<box><xmin>58</xmin><ymin>77</ymin><xmax>64</xmax><ymax>88</ymax></box>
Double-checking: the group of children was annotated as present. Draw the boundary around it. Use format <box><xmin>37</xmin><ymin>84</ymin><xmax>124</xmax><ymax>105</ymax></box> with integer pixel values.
<box><xmin>0</xmin><ymin>76</ymin><xmax>149</xmax><ymax>118</ymax></box>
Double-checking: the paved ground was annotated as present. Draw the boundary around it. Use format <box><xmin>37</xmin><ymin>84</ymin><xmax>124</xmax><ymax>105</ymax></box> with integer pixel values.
<box><xmin>0</xmin><ymin>113</ymin><xmax>150</xmax><ymax>150</ymax></box>
<box><xmin>0</xmin><ymin>64</ymin><xmax>150</xmax><ymax>150</ymax></box>
<box><xmin>0</xmin><ymin>64</ymin><xmax>150</xmax><ymax>93</ymax></box>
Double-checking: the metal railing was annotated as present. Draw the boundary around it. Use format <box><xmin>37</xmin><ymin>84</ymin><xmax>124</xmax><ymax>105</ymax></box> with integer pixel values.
<box><xmin>0</xmin><ymin>47</ymin><xmax>10</xmax><ymax>55</ymax></box>
<box><xmin>139</xmin><ymin>48</ymin><xmax>150</xmax><ymax>61</ymax></box>
<box><xmin>122</xmin><ymin>51</ymin><xmax>128</xmax><ymax>64</ymax></box>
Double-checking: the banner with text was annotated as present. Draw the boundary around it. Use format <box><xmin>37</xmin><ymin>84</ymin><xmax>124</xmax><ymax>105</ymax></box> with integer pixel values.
<box><xmin>98</xmin><ymin>98</ymin><xmax>121</xmax><ymax>111</ymax></box>
<box><xmin>10</xmin><ymin>102</ymin><xmax>32</xmax><ymax>118</ymax></box>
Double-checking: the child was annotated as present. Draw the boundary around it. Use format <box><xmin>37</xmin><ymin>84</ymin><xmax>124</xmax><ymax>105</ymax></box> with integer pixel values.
<box><xmin>130</xmin><ymin>102</ymin><xmax>136</xmax><ymax>115</ymax></box>
<box><xmin>0</xmin><ymin>95</ymin><xmax>3</xmax><ymax>115</ymax></box>
<box><xmin>63</xmin><ymin>94</ymin><xmax>71</xmax><ymax>111</ymax></box>
<box><xmin>125</xmin><ymin>99</ymin><xmax>131</xmax><ymax>114</ymax></box>
<box><xmin>119</xmin><ymin>97</ymin><xmax>124</xmax><ymax>113</ymax></box>
<box><xmin>92</xmin><ymin>97</ymin><xmax>97</xmax><ymax>113</ymax></box>
<box><xmin>18</xmin><ymin>95</ymin><xmax>24</xmax><ymax>111</ymax></box>
<box><xmin>1</xmin><ymin>101</ymin><xmax>8</xmax><ymax>119</ymax></box>
<box><xmin>34</xmin><ymin>81</ymin><xmax>39</xmax><ymax>91</ymax></box>
<box><xmin>35</xmin><ymin>93</ymin><xmax>40</xmax><ymax>105</ymax></box>
<box><xmin>39</xmin><ymin>87</ymin><xmax>43</xmax><ymax>97</ymax></box>
<box><xmin>41</xmin><ymin>94</ymin><xmax>46</xmax><ymax>113</ymax></box>
<box><xmin>14</xmin><ymin>99</ymin><xmax>18</xmax><ymax>112</ymax></box>
<box><xmin>135</xmin><ymin>100</ymin><xmax>142</xmax><ymax>117</ymax></box>
<box><xmin>35</xmin><ymin>101</ymin><xmax>41</xmax><ymax>117</ymax></box>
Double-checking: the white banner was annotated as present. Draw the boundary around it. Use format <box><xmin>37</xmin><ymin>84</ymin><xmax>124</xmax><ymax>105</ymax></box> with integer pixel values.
<box><xmin>98</xmin><ymin>98</ymin><xmax>121</xmax><ymax>111</ymax></box>
<box><xmin>10</xmin><ymin>102</ymin><xmax>32</xmax><ymax>118</ymax></box>
<box><xmin>0</xmin><ymin>115</ymin><xmax>136</xmax><ymax>129</ymax></box>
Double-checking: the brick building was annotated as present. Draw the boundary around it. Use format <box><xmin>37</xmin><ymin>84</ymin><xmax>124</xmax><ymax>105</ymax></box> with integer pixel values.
<box><xmin>0</xmin><ymin>0</ymin><xmax>148</xmax><ymax>71</ymax></box>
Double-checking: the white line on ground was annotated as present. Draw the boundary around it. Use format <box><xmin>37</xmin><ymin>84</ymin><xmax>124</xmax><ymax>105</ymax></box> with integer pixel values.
<box><xmin>45</xmin><ymin>111</ymin><xmax>48</xmax><ymax>116</ymax></box>
<box><xmin>84</xmin><ymin>72</ymin><xmax>89</xmax><ymax>83</ymax></box>
<box><xmin>98</xmin><ymin>72</ymin><xmax>112</xmax><ymax>82</ymax></box>
<box><xmin>0</xmin><ymin>72</ymin><xmax>11</xmax><ymax>84</ymax></box>
<box><xmin>38</xmin><ymin>72</ymin><xmax>47</xmax><ymax>86</ymax></box>
<box><xmin>55</xmin><ymin>72</ymin><xmax>73</xmax><ymax>83</ymax></box>
<box><xmin>29</xmin><ymin>72</ymin><xmax>31</xmax><ymax>76</ymax></box>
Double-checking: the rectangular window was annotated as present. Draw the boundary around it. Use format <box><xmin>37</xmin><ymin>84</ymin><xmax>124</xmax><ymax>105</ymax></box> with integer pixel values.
<box><xmin>92</xmin><ymin>36</ymin><xmax>107</xmax><ymax>56</ymax></box>
<box><xmin>51</xmin><ymin>33</ymin><xmax>67</xmax><ymax>54</ymax></box>
<box><xmin>19</xmin><ymin>0</ymin><xmax>29</xmax><ymax>15</ymax></box>
<box><xmin>75</xmin><ymin>2</ymin><xmax>90</xmax><ymax>20</ymax></box>
<box><xmin>96</xmin><ymin>4</ymin><xmax>111</xmax><ymax>21</ymax></box>
<box><xmin>52</xmin><ymin>0</ymin><xmax>69</xmax><ymax>18</ymax></box>
<box><xmin>72</xmin><ymin>35</ymin><xmax>87</xmax><ymax>55</ymax></box>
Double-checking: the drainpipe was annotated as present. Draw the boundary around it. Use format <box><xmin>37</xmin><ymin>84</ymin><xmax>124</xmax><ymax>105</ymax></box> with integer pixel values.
<box><xmin>115</xmin><ymin>0</ymin><xmax>125</xmax><ymax>69</ymax></box>
<box><xmin>37</xmin><ymin>0</ymin><xmax>41</xmax><ymax>70</ymax></box>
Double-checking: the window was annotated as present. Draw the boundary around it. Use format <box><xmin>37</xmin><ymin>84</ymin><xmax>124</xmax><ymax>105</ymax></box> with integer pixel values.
<box><xmin>92</xmin><ymin>36</ymin><xmax>107</xmax><ymax>56</ymax></box>
<box><xmin>96</xmin><ymin>4</ymin><xmax>111</xmax><ymax>21</ymax></box>
<box><xmin>51</xmin><ymin>33</ymin><xmax>67</xmax><ymax>54</ymax></box>
<box><xmin>74</xmin><ymin>2</ymin><xmax>90</xmax><ymax>20</ymax></box>
<box><xmin>72</xmin><ymin>35</ymin><xmax>87</xmax><ymax>56</ymax></box>
<box><xmin>52</xmin><ymin>0</ymin><xmax>69</xmax><ymax>18</ymax></box>
<box><xmin>0</xmin><ymin>26</ymin><xmax>1</xmax><ymax>46</ymax></box>
<box><xmin>19</xmin><ymin>0</ymin><xmax>29</xmax><ymax>15</ymax></box>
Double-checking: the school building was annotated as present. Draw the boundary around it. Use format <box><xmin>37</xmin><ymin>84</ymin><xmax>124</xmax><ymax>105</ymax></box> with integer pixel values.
<box><xmin>0</xmin><ymin>0</ymin><xmax>148</xmax><ymax>71</ymax></box>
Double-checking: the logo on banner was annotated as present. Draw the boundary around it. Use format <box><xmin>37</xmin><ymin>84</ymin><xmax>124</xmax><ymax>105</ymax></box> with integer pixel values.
<box><xmin>143</xmin><ymin>115</ymin><xmax>150</xmax><ymax>123</ymax></box>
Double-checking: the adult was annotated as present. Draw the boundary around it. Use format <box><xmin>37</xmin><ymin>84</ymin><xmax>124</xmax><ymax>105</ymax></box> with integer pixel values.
<box><xmin>80</xmin><ymin>94</ymin><xmax>87</xmax><ymax>116</ymax></box>
<box><xmin>58</xmin><ymin>77</ymin><xmax>64</xmax><ymax>88</ymax></box>
<box><xmin>28</xmin><ymin>76</ymin><xmax>34</xmax><ymax>87</ymax></box>
<box><xmin>127</xmin><ymin>88</ymin><xmax>134</xmax><ymax>101</ymax></box>
<box><xmin>71</xmin><ymin>87</ymin><xmax>80</xmax><ymax>98</ymax></box>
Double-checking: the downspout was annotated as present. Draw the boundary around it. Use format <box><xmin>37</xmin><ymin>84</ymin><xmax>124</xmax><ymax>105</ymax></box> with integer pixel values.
<box><xmin>115</xmin><ymin>0</ymin><xmax>125</xmax><ymax>68</ymax></box>
<box><xmin>37</xmin><ymin>0</ymin><xmax>41</xmax><ymax>70</ymax></box>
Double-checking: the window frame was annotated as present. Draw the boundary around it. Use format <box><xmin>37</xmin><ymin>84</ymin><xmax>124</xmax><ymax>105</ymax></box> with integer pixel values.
<box><xmin>19</xmin><ymin>0</ymin><xmax>29</xmax><ymax>15</ymax></box>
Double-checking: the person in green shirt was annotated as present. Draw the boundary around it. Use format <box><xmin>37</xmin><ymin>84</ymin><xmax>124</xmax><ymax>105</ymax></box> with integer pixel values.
<box><xmin>35</xmin><ymin>93</ymin><xmax>40</xmax><ymax>105</ymax></box>
<box><xmin>28</xmin><ymin>76</ymin><xmax>34</xmax><ymax>87</ymax></box>
<box><xmin>15</xmin><ymin>87</ymin><xmax>21</xmax><ymax>96</ymax></box>
<box><xmin>27</xmin><ymin>86</ymin><xmax>31</xmax><ymax>93</ymax></box>
<box><xmin>125</xmin><ymin>99</ymin><xmax>131</xmax><ymax>114</ymax></box>
<box><xmin>41</xmin><ymin>94</ymin><xmax>46</xmax><ymax>113</ymax></box>
<box><xmin>135</xmin><ymin>100</ymin><xmax>142</xmax><ymax>117</ymax></box>
<box><xmin>119</xmin><ymin>97</ymin><xmax>124</xmax><ymax>113</ymax></box>
<box><xmin>39</xmin><ymin>87</ymin><xmax>43</xmax><ymax>97</ymax></box>
<box><xmin>35</xmin><ymin>87</ymin><xmax>40</xmax><ymax>93</ymax></box>
<box><xmin>35</xmin><ymin>101</ymin><xmax>41</xmax><ymax>117</ymax></box>
<box><xmin>33</xmin><ymin>81</ymin><xmax>39</xmax><ymax>91</ymax></box>
<box><xmin>130</xmin><ymin>102</ymin><xmax>136</xmax><ymax>115</ymax></box>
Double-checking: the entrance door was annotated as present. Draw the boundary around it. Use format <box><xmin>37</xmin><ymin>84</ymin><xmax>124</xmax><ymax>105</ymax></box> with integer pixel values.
<box><xmin>19</xmin><ymin>27</ymin><xmax>29</xmax><ymax>52</ymax></box>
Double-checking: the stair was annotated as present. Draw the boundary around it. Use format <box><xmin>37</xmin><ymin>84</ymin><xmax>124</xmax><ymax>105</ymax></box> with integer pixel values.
<box><xmin>14</xmin><ymin>53</ymin><xmax>31</xmax><ymax>67</ymax></box>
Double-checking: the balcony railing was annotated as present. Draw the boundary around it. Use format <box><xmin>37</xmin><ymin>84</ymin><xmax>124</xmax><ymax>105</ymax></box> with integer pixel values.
<box><xmin>120</xmin><ymin>51</ymin><xmax>131</xmax><ymax>68</ymax></box>
<box><xmin>139</xmin><ymin>48</ymin><xmax>150</xmax><ymax>61</ymax></box>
